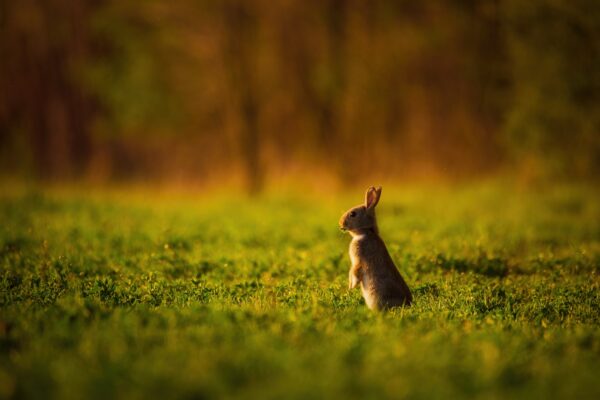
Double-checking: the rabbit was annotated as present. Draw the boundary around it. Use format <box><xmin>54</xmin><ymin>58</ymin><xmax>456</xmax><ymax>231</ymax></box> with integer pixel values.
<box><xmin>339</xmin><ymin>186</ymin><xmax>412</xmax><ymax>310</ymax></box>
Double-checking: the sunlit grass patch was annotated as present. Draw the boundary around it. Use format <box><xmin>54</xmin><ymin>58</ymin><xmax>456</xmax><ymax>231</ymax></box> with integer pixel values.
<box><xmin>0</xmin><ymin>184</ymin><xmax>599</xmax><ymax>399</ymax></box>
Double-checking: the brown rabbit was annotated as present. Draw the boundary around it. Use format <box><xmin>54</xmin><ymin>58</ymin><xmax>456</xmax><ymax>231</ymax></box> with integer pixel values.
<box><xmin>339</xmin><ymin>186</ymin><xmax>412</xmax><ymax>310</ymax></box>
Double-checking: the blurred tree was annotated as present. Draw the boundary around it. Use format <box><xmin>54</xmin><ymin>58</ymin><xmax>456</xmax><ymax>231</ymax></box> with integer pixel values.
<box><xmin>220</xmin><ymin>0</ymin><xmax>264</xmax><ymax>194</ymax></box>
<box><xmin>504</xmin><ymin>0</ymin><xmax>600</xmax><ymax>180</ymax></box>
<box><xmin>84</xmin><ymin>1</ymin><xmax>180</xmax><ymax>180</ymax></box>
<box><xmin>0</xmin><ymin>0</ymin><xmax>98</xmax><ymax>179</ymax></box>
<box><xmin>0</xmin><ymin>0</ymin><xmax>597</xmax><ymax>187</ymax></box>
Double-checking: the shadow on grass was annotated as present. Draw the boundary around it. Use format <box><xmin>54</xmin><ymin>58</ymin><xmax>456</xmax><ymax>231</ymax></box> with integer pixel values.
<box><xmin>417</xmin><ymin>254</ymin><xmax>511</xmax><ymax>277</ymax></box>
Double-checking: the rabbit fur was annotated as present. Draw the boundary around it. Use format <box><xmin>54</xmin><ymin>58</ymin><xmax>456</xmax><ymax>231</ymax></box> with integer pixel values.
<box><xmin>339</xmin><ymin>186</ymin><xmax>412</xmax><ymax>310</ymax></box>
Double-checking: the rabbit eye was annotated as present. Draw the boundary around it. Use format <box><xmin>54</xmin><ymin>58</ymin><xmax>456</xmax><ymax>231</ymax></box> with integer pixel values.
<box><xmin>349</xmin><ymin>211</ymin><xmax>356</xmax><ymax>217</ymax></box>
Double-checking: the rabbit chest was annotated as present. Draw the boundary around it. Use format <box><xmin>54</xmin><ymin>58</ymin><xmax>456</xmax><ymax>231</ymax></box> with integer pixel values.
<box><xmin>349</xmin><ymin>234</ymin><xmax>364</xmax><ymax>266</ymax></box>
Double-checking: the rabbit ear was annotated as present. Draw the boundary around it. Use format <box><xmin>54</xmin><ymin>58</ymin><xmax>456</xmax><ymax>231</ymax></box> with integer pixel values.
<box><xmin>364</xmin><ymin>187</ymin><xmax>374</xmax><ymax>208</ymax></box>
<box><xmin>365</xmin><ymin>186</ymin><xmax>382</xmax><ymax>209</ymax></box>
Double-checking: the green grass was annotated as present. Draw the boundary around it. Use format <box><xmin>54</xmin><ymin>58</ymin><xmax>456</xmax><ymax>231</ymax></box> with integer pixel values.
<box><xmin>1</xmin><ymin>184</ymin><xmax>599</xmax><ymax>399</ymax></box>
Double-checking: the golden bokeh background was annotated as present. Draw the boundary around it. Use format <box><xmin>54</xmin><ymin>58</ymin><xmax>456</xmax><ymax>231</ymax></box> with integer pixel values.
<box><xmin>1</xmin><ymin>0</ymin><xmax>598</xmax><ymax>191</ymax></box>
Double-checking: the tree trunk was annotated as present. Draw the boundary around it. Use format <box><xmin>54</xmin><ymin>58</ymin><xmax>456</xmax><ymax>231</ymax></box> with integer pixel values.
<box><xmin>222</xmin><ymin>0</ymin><xmax>263</xmax><ymax>194</ymax></box>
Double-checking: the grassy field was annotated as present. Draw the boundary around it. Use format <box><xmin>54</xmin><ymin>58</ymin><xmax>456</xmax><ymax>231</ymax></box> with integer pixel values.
<box><xmin>1</xmin><ymin>184</ymin><xmax>599</xmax><ymax>399</ymax></box>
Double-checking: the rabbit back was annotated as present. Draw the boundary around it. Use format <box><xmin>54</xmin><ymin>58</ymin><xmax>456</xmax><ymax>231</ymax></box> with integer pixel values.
<box><xmin>352</xmin><ymin>234</ymin><xmax>412</xmax><ymax>309</ymax></box>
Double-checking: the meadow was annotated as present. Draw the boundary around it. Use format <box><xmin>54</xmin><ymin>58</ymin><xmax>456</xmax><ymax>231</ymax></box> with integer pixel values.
<box><xmin>1</xmin><ymin>183</ymin><xmax>599</xmax><ymax>399</ymax></box>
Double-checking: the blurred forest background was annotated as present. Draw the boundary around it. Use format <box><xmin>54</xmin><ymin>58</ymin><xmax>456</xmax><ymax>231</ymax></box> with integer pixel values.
<box><xmin>0</xmin><ymin>0</ymin><xmax>598</xmax><ymax>192</ymax></box>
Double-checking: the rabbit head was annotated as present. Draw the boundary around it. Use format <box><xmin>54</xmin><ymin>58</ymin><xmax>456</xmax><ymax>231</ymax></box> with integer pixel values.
<box><xmin>339</xmin><ymin>186</ymin><xmax>382</xmax><ymax>234</ymax></box>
